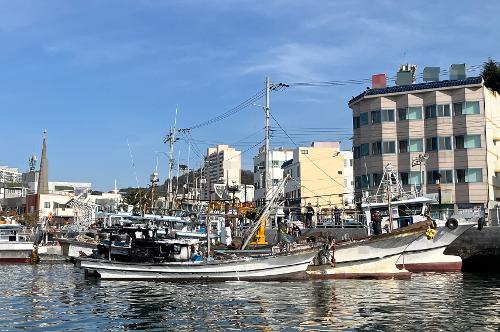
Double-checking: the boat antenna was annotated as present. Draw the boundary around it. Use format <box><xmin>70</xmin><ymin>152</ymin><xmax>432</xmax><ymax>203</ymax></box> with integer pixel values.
<box><xmin>127</xmin><ymin>139</ymin><xmax>140</xmax><ymax>188</ymax></box>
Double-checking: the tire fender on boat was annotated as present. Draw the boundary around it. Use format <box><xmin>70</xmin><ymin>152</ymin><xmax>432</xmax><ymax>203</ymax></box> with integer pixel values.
<box><xmin>445</xmin><ymin>218</ymin><xmax>458</xmax><ymax>230</ymax></box>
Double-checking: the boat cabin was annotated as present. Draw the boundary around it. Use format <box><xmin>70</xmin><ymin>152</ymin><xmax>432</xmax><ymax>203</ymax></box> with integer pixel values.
<box><xmin>0</xmin><ymin>224</ymin><xmax>23</xmax><ymax>242</ymax></box>
<box><xmin>362</xmin><ymin>196</ymin><xmax>434</xmax><ymax>235</ymax></box>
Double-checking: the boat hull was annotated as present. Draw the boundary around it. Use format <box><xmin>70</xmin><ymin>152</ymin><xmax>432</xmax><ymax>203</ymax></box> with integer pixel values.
<box><xmin>77</xmin><ymin>248</ymin><xmax>319</xmax><ymax>281</ymax></box>
<box><xmin>396</xmin><ymin>224</ymin><xmax>475</xmax><ymax>272</ymax></box>
<box><xmin>0</xmin><ymin>242</ymin><xmax>34</xmax><ymax>264</ymax></box>
<box><xmin>307</xmin><ymin>253</ymin><xmax>411</xmax><ymax>279</ymax></box>
<box><xmin>307</xmin><ymin>230</ymin><xmax>422</xmax><ymax>279</ymax></box>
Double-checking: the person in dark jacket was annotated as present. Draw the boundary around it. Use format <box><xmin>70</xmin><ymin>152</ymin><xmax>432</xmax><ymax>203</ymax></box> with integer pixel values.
<box><xmin>305</xmin><ymin>203</ymin><xmax>314</xmax><ymax>228</ymax></box>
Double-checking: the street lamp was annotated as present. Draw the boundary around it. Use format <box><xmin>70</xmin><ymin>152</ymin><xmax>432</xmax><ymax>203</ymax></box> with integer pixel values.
<box><xmin>411</xmin><ymin>153</ymin><xmax>429</xmax><ymax>196</ymax></box>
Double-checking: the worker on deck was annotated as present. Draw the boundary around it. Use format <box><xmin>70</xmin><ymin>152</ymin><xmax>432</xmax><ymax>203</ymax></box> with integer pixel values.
<box><xmin>305</xmin><ymin>203</ymin><xmax>314</xmax><ymax>228</ymax></box>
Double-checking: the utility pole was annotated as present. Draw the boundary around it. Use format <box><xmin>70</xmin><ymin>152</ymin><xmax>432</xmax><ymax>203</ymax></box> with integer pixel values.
<box><xmin>264</xmin><ymin>77</ymin><xmax>271</xmax><ymax>203</ymax></box>
<box><xmin>164</xmin><ymin>108</ymin><xmax>178</xmax><ymax>211</ymax></box>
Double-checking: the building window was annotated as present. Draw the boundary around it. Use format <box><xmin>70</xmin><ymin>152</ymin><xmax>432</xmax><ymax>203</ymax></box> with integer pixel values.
<box><xmin>383</xmin><ymin>141</ymin><xmax>396</xmax><ymax>154</ymax></box>
<box><xmin>426</xmin><ymin>136</ymin><xmax>451</xmax><ymax>151</ymax></box>
<box><xmin>456</xmin><ymin>168</ymin><xmax>483</xmax><ymax>183</ymax></box>
<box><xmin>360</xmin><ymin>143</ymin><xmax>369</xmax><ymax>157</ymax></box>
<box><xmin>300</xmin><ymin>149</ymin><xmax>308</xmax><ymax>155</ymax></box>
<box><xmin>425</xmin><ymin>104</ymin><xmax>450</xmax><ymax>118</ymax></box>
<box><xmin>427</xmin><ymin>170</ymin><xmax>453</xmax><ymax>184</ymax></box>
<box><xmin>398</xmin><ymin>106</ymin><xmax>423</xmax><ymax>121</ymax></box>
<box><xmin>372</xmin><ymin>173</ymin><xmax>382</xmax><ymax>187</ymax></box>
<box><xmin>353</xmin><ymin>117</ymin><xmax>360</xmax><ymax>129</ymax></box>
<box><xmin>353</xmin><ymin>146</ymin><xmax>360</xmax><ymax>159</ymax></box>
<box><xmin>338</xmin><ymin>170</ymin><xmax>343</xmax><ymax>175</ymax></box>
<box><xmin>455</xmin><ymin>135</ymin><xmax>481</xmax><ymax>149</ymax></box>
<box><xmin>453</xmin><ymin>101</ymin><xmax>480</xmax><ymax>116</ymax></box>
<box><xmin>355</xmin><ymin>175</ymin><xmax>370</xmax><ymax>189</ymax></box>
<box><xmin>372</xmin><ymin>141</ymin><xmax>382</xmax><ymax>155</ymax></box>
<box><xmin>359</xmin><ymin>113</ymin><xmax>369</xmax><ymax>126</ymax></box>
<box><xmin>371</xmin><ymin>109</ymin><xmax>394</xmax><ymax>124</ymax></box>
<box><xmin>44</xmin><ymin>202</ymin><xmax>50</xmax><ymax>208</ymax></box>
<box><xmin>272</xmin><ymin>160</ymin><xmax>280</xmax><ymax>167</ymax></box>
<box><xmin>400</xmin><ymin>138</ymin><xmax>423</xmax><ymax>153</ymax></box>
<box><xmin>400</xmin><ymin>171</ymin><xmax>421</xmax><ymax>185</ymax></box>
<box><xmin>371</xmin><ymin>110</ymin><xmax>381</xmax><ymax>124</ymax></box>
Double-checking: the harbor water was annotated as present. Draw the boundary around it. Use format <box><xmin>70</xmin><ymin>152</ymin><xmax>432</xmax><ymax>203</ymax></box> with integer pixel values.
<box><xmin>1</xmin><ymin>264</ymin><xmax>499</xmax><ymax>331</ymax></box>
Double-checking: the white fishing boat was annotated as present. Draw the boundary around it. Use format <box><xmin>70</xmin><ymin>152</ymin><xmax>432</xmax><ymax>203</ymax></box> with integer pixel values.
<box><xmin>78</xmin><ymin>245</ymin><xmax>319</xmax><ymax>281</ymax></box>
<box><xmin>307</xmin><ymin>163</ymin><xmax>478</xmax><ymax>278</ymax></box>
<box><xmin>0</xmin><ymin>223</ymin><xmax>34</xmax><ymax>264</ymax></box>
<box><xmin>307</xmin><ymin>222</ymin><xmax>428</xmax><ymax>279</ymax></box>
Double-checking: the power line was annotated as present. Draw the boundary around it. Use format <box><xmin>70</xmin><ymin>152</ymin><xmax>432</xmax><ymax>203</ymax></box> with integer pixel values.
<box><xmin>182</xmin><ymin>89</ymin><xmax>266</xmax><ymax>131</ymax></box>
<box><xmin>269</xmin><ymin>111</ymin><xmax>354</xmax><ymax>194</ymax></box>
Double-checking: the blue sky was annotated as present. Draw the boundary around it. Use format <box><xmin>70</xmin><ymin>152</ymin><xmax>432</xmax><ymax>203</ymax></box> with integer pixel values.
<box><xmin>0</xmin><ymin>0</ymin><xmax>499</xmax><ymax>190</ymax></box>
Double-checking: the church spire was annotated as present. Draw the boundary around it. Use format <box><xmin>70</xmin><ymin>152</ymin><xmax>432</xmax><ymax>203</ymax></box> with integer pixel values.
<box><xmin>37</xmin><ymin>129</ymin><xmax>49</xmax><ymax>194</ymax></box>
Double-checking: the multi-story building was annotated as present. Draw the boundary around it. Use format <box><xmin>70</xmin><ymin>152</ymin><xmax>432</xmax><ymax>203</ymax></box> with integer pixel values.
<box><xmin>0</xmin><ymin>166</ymin><xmax>22</xmax><ymax>183</ymax></box>
<box><xmin>253</xmin><ymin>147</ymin><xmax>294</xmax><ymax>207</ymax></box>
<box><xmin>349</xmin><ymin>68</ymin><xmax>500</xmax><ymax>210</ymax></box>
<box><xmin>340</xmin><ymin>150</ymin><xmax>355</xmax><ymax>207</ymax></box>
<box><xmin>201</xmin><ymin>144</ymin><xmax>241</xmax><ymax>200</ymax></box>
<box><xmin>282</xmin><ymin>142</ymin><xmax>345</xmax><ymax>213</ymax></box>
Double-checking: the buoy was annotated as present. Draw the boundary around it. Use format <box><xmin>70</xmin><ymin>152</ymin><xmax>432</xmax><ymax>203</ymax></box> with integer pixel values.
<box><xmin>425</xmin><ymin>227</ymin><xmax>437</xmax><ymax>240</ymax></box>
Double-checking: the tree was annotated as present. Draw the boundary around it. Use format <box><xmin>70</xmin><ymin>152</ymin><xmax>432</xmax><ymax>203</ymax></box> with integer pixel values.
<box><xmin>241</xmin><ymin>170</ymin><xmax>254</xmax><ymax>185</ymax></box>
<box><xmin>482</xmin><ymin>59</ymin><xmax>500</xmax><ymax>94</ymax></box>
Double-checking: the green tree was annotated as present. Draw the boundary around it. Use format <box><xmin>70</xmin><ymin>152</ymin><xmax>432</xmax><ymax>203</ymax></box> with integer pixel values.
<box><xmin>482</xmin><ymin>59</ymin><xmax>500</xmax><ymax>94</ymax></box>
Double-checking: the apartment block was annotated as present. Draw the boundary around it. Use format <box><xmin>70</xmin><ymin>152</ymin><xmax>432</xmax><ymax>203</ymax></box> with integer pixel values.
<box><xmin>201</xmin><ymin>144</ymin><xmax>241</xmax><ymax>200</ymax></box>
<box><xmin>282</xmin><ymin>142</ymin><xmax>345</xmax><ymax>212</ymax></box>
<box><xmin>253</xmin><ymin>147</ymin><xmax>294</xmax><ymax>207</ymax></box>
<box><xmin>349</xmin><ymin>72</ymin><xmax>500</xmax><ymax>210</ymax></box>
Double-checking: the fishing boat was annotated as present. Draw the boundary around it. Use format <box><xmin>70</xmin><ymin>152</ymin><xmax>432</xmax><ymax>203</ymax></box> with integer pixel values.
<box><xmin>77</xmin><ymin>175</ymin><xmax>321</xmax><ymax>281</ymax></box>
<box><xmin>78</xmin><ymin>244</ymin><xmax>319</xmax><ymax>281</ymax></box>
<box><xmin>0</xmin><ymin>223</ymin><xmax>35</xmax><ymax>263</ymax></box>
<box><xmin>307</xmin><ymin>163</ymin><xmax>478</xmax><ymax>279</ymax></box>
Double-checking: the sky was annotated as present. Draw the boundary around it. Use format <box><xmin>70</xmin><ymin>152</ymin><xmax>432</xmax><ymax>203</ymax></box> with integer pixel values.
<box><xmin>0</xmin><ymin>0</ymin><xmax>499</xmax><ymax>191</ymax></box>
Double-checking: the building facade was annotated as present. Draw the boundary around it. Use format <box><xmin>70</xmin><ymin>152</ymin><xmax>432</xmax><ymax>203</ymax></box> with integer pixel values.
<box><xmin>282</xmin><ymin>142</ymin><xmax>345</xmax><ymax>213</ymax></box>
<box><xmin>253</xmin><ymin>147</ymin><xmax>294</xmax><ymax>207</ymax></box>
<box><xmin>340</xmin><ymin>150</ymin><xmax>355</xmax><ymax>208</ymax></box>
<box><xmin>349</xmin><ymin>75</ymin><xmax>500</xmax><ymax>210</ymax></box>
<box><xmin>201</xmin><ymin>144</ymin><xmax>241</xmax><ymax>200</ymax></box>
<box><xmin>0</xmin><ymin>166</ymin><xmax>22</xmax><ymax>184</ymax></box>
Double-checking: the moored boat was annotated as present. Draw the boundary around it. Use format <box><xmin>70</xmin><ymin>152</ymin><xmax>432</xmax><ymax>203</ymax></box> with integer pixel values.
<box><xmin>0</xmin><ymin>223</ymin><xmax>35</xmax><ymax>264</ymax></box>
<box><xmin>78</xmin><ymin>244</ymin><xmax>319</xmax><ymax>281</ymax></box>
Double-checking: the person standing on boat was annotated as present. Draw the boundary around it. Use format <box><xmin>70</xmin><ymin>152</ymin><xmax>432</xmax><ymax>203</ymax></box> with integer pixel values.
<box><xmin>372</xmin><ymin>211</ymin><xmax>382</xmax><ymax>235</ymax></box>
<box><xmin>305</xmin><ymin>203</ymin><xmax>314</xmax><ymax>228</ymax></box>
<box><xmin>334</xmin><ymin>206</ymin><xmax>341</xmax><ymax>225</ymax></box>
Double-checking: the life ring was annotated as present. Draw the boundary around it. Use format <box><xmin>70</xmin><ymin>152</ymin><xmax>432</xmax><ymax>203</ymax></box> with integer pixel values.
<box><xmin>445</xmin><ymin>218</ymin><xmax>458</xmax><ymax>230</ymax></box>
<box><xmin>477</xmin><ymin>217</ymin><xmax>485</xmax><ymax>231</ymax></box>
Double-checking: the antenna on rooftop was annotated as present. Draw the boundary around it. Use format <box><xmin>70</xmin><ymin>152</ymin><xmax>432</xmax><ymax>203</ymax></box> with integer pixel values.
<box><xmin>28</xmin><ymin>155</ymin><xmax>37</xmax><ymax>172</ymax></box>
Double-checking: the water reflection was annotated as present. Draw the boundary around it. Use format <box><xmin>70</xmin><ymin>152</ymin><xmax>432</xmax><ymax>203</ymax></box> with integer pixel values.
<box><xmin>0</xmin><ymin>265</ymin><xmax>499</xmax><ymax>331</ymax></box>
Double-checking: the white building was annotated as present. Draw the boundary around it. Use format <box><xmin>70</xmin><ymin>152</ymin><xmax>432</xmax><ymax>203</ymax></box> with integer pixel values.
<box><xmin>0</xmin><ymin>166</ymin><xmax>22</xmax><ymax>183</ymax></box>
<box><xmin>340</xmin><ymin>150</ymin><xmax>355</xmax><ymax>208</ymax></box>
<box><xmin>253</xmin><ymin>147</ymin><xmax>294</xmax><ymax>207</ymax></box>
<box><xmin>202</xmin><ymin>145</ymin><xmax>241</xmax><ymax>200</ymax></box>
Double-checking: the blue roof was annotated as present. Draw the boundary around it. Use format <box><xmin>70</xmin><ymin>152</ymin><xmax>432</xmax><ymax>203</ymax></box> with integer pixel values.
<box><xmin>348</xmin><ymin>76</ymin><xmax>482</xmax><ymax>106</ymax></box>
